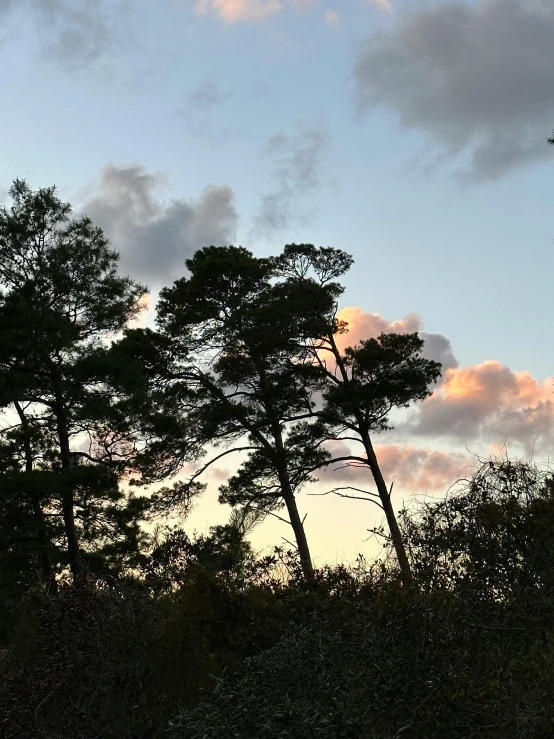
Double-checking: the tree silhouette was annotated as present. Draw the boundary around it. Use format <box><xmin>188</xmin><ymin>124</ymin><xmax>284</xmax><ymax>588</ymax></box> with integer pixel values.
<box><xmin>0</xmin><ymin>180</ymin><xmax>146</xmax><ymax>582</ymax></box>
<box><xmin>275</xmin><ymin>244</ymin><xmax>442</xmax><ymax>585</ymax></box>
<box><xmin>108</xmin><ymin>246</ymin><xmax>352</xmax><ymax>582</ymax></box>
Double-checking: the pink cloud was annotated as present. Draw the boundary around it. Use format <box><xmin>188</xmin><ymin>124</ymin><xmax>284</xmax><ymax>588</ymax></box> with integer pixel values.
<box><xmin>320</xmin><ymin>441</ymin><xmax>469</xmax><ymax>493</ymax></box>
<box><xmin>326</xmin><ymin>306</ymin><xmax>554</xmax><ymax>460</ymax></box>
<box><xmin>369</xmin><ymin>0</ymin><xmax>393</xmax><ymax>11</ymax></box>
<box><xmin>194</xmin><ymin>0</ymin><xmax>318</xmax><ymax>23</ymax></box>
<box><xmin>376</xmin><ymin>445</ymin><xmax>469</xmax><ymax>491</ymax></box>
<box><xmin>335</xmin><ymin>306</ymin><xmax>458</xmax><ymax>371</ymax></box>
<box><xmin>336</xmin><ymin>306</ymin><xmax>421</xmax><ymax>351</ymax></box>
<box><xmin>195</xmin><ymin>0</ymin><xmax>282</xmax><ymax>22</ymax></box>
<box><xmin>411</xmin><ymin>360</ymin><xmax>554</xmax><ymax>453</ymax></box>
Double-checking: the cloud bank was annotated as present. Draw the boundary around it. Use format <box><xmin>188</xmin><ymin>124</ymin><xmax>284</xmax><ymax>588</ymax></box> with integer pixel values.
<box><xmin>336</xmin><ymin>306</ymin><xmax>554</xmax><ymax>455</ymax></box>
<box><xmin>354</xmin><ymin>0</ymin><xmax>554</xmax><ymax>180</ymax></box>
<box><xmin>81</xmin><ymin>164</ymin><xmax>238</xmax><ymax>286</ymax></box>
<box><xmin>410</xmin><ymin>361</ymin><xmax>554</xmax><ymax>454</ymax></box>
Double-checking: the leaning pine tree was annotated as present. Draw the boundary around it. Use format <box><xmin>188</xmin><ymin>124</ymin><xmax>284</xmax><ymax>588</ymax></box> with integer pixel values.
<box><xmin>274</xmin><ymin>245</ymin><xmax>442</xmax><ymax>586</ymax></box>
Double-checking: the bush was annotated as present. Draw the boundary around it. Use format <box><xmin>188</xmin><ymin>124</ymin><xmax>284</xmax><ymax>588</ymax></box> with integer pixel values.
<box><xmin>0</xmin><ymin>581</ymin><xmax>160</xmax><ymax>739</ymax></box>
<box><xmin>168</xmin><ymin>581</ymin><xmax>554</xmax><ymax>739</ymax></box>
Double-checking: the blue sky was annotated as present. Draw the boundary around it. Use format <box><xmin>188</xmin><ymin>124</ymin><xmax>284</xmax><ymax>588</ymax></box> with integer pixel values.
<box><xmin>2</xmin><ymin>0</ymin><xmax>554</xmax><ymax>562</ymax></box>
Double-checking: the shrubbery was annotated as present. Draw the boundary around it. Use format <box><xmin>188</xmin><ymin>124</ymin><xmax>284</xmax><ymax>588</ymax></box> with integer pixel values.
<box><xmin>3</xmin><ymin>461</ymin><xmax>554</xmax><ymax>738</ymax></box>
<box><xmin>168</xmin><ymin>585</ymin><xmax>554</xmax><ymax>739</ymax></box>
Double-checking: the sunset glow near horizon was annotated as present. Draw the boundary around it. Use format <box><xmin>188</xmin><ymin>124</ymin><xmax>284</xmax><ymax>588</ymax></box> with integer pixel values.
<box><xmin>2</xmin><ymin>0</ymin><xmax>553</xmax><ymax>565</ymax></box>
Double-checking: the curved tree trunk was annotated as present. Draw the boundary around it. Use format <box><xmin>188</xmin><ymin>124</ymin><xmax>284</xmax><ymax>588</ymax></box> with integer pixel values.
<box><xmin>273</xmin><ymin>424</ymin><xmax>315</xmax><ymax>584</ymax></box>
<box><xmin>282</xmin><ymin>487</ymin><xmax>315</xmax><ymax>584</ymax></box>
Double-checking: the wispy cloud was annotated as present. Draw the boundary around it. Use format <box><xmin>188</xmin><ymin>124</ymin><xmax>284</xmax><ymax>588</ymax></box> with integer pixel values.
<box><xmin>33</xmin><ymin>0</ymin><xmax>131</xmax><ymax>68</ymax></box>
<box><xmin>178</xmin><ymin>78</ymin><xmax>231</xmax><ymax>137</ymax></box>
<box><xmin>253</xmin><ymin>125</ymin><xmax>330</xmax><ymax>236</ymax></box>
<box><xmin>366</xmin><ymin>0</ymin><xmax>393</xmax><ymax>12</ymax></box>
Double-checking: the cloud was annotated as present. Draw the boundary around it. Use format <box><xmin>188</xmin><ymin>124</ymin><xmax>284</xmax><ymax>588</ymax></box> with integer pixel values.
<box><xmin>336</xmin><ymin>308</ymin><xmax>554</xmax><ymax>454</ymax></box>
<box><xmin>321</xmin><ymin>441</ymin><xmax>469</xmax><ymax>493</ymax></box>
<box><xmin>194</xmin><ymin>0</ymin><xmax>319</xmax><ymax>23</ymax></box>
<box><xmin>354</xmin><ymin>0</ymin><xmax>554</xmax><ymax>180</ymax></box>
<box><xmin>365</xmin><ymin>0</ymin><xmax>393</xmax><ymax>12</ymax></box>
<box><xmin>254</xmin><ymin>126</ymin><xmax>330</xmax><ymax>235</ymax></box>
<box><xmin>409</xmin><ymin>360</ymin><xmax>554</xmax><ymax>454</ymax></box>
<box><xmin>418</xmin><ymin>331</ymin><xmax>459</xmax><ymax>373</ymax></box>
<box><xmin>194</xmin><ymin>0</ymin><xmax>284</xmax><ymax>23</ymax></box>
<box><xmin>179</xmin><ymin>78</ymin><xmax>230</xmax><ymax>136</ymax></box>
<box><xmin>33</xmin><ymin>0</ymin><xmax>129</xmax><ymax>67</ymax></box>
<box><xmin>81</xmin><ymin>164</ymin><xmax>238</xmax><ymax>287</ymax></box>
<box><xmin>336</xmin><ymin>307</ymin><xmax>421</xmax><ymax>348</ymax></box>
<box><xmin>377</xmin><ymin>445</ymin><xmax>469</xmax><ymax>491</ymax></box>
<box><xmin>324</xmin><ymin>10</ymin><xmax>340</xmax><ymax>27</ymax></box>
<box><xmin>336</xmin><ymin>307</ymin><xmax>458</xmax><ymax>371</ymax></box>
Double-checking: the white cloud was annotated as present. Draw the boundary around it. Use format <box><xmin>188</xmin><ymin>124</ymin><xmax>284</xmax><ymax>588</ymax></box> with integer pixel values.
<box><xmin>324</xmin><ymin>10</ymin><xmax>340</xmax><ymax>27</ymax></box>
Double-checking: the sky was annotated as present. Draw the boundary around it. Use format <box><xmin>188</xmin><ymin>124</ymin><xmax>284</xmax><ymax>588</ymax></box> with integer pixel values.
<box><xmin>2</xmin><ymin>0</ymin><xmax>554</xmax><ymax>564</ymax></box>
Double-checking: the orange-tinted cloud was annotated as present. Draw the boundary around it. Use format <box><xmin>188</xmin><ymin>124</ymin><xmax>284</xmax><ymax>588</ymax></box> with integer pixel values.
<box><xmin>336</xmin><ymin>307</ymin><xmax>421</xmax><ymax>351</ymax></box>
<box><xmin>320</xmin><ymin>442</ymin><xmax>469</xmax><ymax>493</ymax></box>
<box><xmin>194</xmin><ymin>0</ymin><xmax>317</xmax><ymax>23</ymax></box>
<box><xmin>335</xmin><ymin>307</ymin><xmax>458</xmax><ymax>371</ymax></box>
<box><xmin>195</xmin><ymin>0</ymin><xmax>282</xmax><ymax>22</ymax></box>
<box><xmin>376</xmin><ymin>445</ymin><xmax>469</xmax><ymax>491</ymax></box>
<box><xmin>333</xmin><ymin>306</ymin><xmax>554</xmax><ymax>455</ymax></box>
<box><xmin>411</xmin><ymin>360</ymin><xmax>554</xmax><ymax>453</ymax></box>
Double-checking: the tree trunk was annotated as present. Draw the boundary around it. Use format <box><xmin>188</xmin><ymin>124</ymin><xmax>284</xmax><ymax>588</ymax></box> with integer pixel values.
<box><xmin>272</xmin><ymin>425</ymin><xmax>315</xmax><ymax>584</ymax></box>
<box><xmin>282</xmin><ymin>488</ymin><xmax>315</xmax><ymax>584</ymax></box>
<box><xmin>14</xmin><ymin>402</ymin><xmax>57</xmax><ymax>593</ymax></box>
<box><xmin>359</xmin><ymin>427</ymin><xmax>413</xmax><ymax>586</ymax></box>
<box><xmin>54</xmin><ymin>402</ymin><xmax>82</xmax><ymax>583</ymax></box>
